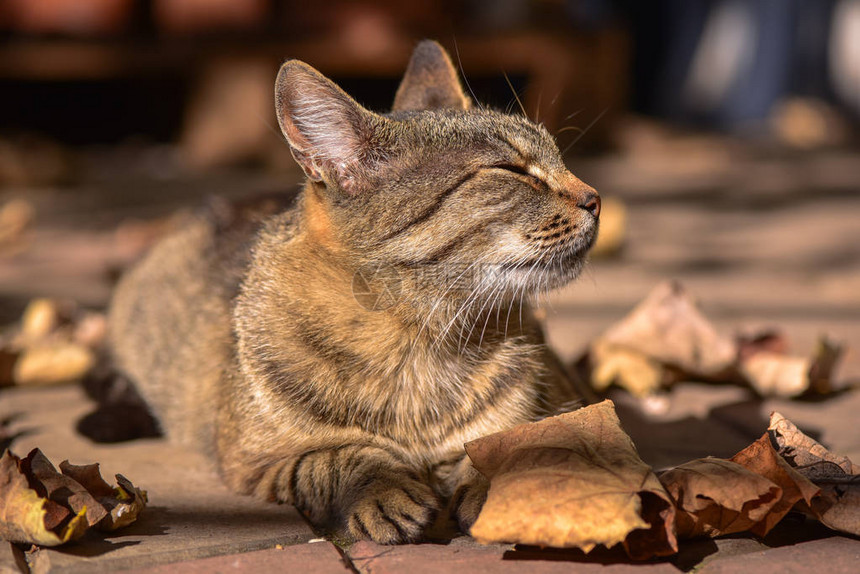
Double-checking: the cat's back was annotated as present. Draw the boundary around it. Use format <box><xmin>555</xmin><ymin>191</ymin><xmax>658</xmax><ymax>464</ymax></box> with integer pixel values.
<box><xmin>108</xmin><ymin>194</ymin><xmax>294</xmax><ymax>449</ymax></box>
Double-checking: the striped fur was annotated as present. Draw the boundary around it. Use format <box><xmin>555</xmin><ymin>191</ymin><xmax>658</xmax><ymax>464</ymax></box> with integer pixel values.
<box><xmin>108</xmin><ymin>41</ymin><xmax>599</xmax><ymax>543</ymax></box>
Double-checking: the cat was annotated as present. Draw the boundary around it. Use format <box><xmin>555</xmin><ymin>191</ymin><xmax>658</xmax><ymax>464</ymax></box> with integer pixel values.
<box><xmin>108</xmin><ymin>40</ymin><xmax>600</xmax><ymax>543</ymax></box>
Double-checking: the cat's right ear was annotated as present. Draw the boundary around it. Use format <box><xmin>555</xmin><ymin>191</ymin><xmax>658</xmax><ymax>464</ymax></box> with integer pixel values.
<box><xmin>275</xmin><ymin>61</ymin><xmax>382</xmax><ymax>193</ymax></box>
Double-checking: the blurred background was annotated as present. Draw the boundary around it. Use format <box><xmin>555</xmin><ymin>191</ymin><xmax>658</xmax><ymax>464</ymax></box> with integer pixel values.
<box><xmin>0</xmin><ymin>0</ymin><xmax>859</xmax><ymax>384</ymax></box>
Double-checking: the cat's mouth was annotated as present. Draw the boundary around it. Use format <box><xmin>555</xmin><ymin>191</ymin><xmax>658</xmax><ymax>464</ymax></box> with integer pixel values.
<box><xmin>510</xmin><ymin>228</ymin><xmax>597</xmax><ymax>269</ymax></box>
<box><xmin>498</xmin><ymin>229</ymin><xmax>597</xmax><ymax>289</ymax></box>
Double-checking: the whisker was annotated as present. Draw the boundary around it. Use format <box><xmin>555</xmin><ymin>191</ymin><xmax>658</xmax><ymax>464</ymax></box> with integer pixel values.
<box><xmin>561</xmin><ymin>107</ymin><xmax>609</xmax><ymax>156</ymax></box>
<box><xmin>555</xmin><ymin>125</ymin><xmax>586</xmax><ymax>136</ymax></box>
<box><xmin>503</xmin><ymin>72</ymin><xmax>527</xmax><ymax>118</ymax></box>
<box><xmin>452</xmin><ymin>36</ymin><xmax>483</xmax><ymax>111</ymax></box>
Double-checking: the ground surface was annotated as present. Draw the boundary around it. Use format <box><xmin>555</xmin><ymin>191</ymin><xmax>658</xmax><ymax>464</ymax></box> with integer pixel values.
<box><xmin>1</xmin><ymin>132</ymin><xmax>859</xmax><ymax>571</ymax></box>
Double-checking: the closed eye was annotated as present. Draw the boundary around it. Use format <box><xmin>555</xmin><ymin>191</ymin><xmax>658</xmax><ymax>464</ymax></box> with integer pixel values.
<box><xmin>494</xmin><ymin>164</ymin><xmax>544</xmax><ymax>188</ymax></box>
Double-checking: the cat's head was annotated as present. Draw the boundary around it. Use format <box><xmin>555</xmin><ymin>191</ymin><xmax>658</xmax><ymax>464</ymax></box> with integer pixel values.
<box><xmin>276</xmin><ymin>40</ymin><xmax>600</xmax><ymax>310</ymax></box>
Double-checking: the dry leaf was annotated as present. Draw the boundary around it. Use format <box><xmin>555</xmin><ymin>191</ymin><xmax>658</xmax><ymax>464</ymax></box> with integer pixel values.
<box><xmin>740</xmin><ymin>338</ymin><xmax>843</xmax><ymax>398</ymax></box>
<box><xmin>0</xmin><ymin>449</ymin><xmax>147</xmax><ymax>546</ymax></box>
<box><xmin>597</xmin><ymin>282</ymin><xmax>736</xmax><ymax>375</ymax></box>
<box><xmin>19</xmin><ymin>299</ymin><xmax>60</xmax><ymax>341</ymax></box>
<box><xmin>583</xmin><ymin>281</ymin><xmax>736</xmax><ymax>396</ymax></box>
<box><xmin>730</xmin><ymin>434</ymin><xmax>819</xmax><ymax>536</ymax></box>
<box><xmin>658</xmin><ymin>458</ymin><xmax>782</xmax><ymax>538</ymax></box>
<box><xmin>23</xmin><ymin>450</ymin><xmax>108</xmax><ymax>528</ymax></box>
<box><xmin>768</xmin><ymin>412</ymin><xmax>860</xmax><ymax>535</ymax></box>
<box><xmin>59</xmin><ymin>462</ymin><xmax>148</xmax><ymax>531</ymax></box>
<box><xmin>12</xmin><ymin>343</ymin><xmax>95</xmax><ymax>386</ymax></box>
<box><xmin>0</xmin><ymin>450</ymin><xmax>88</xmax><ymax>546</ymax></box>
<box><xmin>589</xmin><ymin>341</ymin><xmax>663</xmax><ymax>397</ymax></box>
<box><xmin>466</xmin><ymin>400</ymin><xmax>677</xmax><ymax>559</ymax></box>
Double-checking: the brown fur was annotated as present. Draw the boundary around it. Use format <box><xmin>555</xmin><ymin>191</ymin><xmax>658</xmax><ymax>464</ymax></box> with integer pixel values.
<box><xmin>108</xmin><ymin>40</ymin><xmax>600</xmax><ymax>543</ymax></box>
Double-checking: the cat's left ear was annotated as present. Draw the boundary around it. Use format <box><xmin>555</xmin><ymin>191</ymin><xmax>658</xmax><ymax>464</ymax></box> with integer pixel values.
<box><xmin>393</xmin><ymin>40</ymin><xmax>472</xmax><ymax>112</ymax></box>
<box><xmin>276</xmin><ymin>60</ymin><xmax>385</xmax><ymax>193</ymax></box>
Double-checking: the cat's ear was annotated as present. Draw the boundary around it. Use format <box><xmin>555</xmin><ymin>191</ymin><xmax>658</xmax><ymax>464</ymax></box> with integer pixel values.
<box><xmin>276</xmin><ymin>60</ymin><xmax>382</xmax><ymax>193</ymax></box>
<box><xmin>393</xmin><ymin>40</ymin><xmax>471</xmax><ymax>112</ymax></box>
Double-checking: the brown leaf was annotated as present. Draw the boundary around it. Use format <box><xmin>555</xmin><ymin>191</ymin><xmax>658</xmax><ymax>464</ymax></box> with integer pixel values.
<box><xmin>0</xmin><ymin>450</ymin><xmax>88</xmax><ymax>546</ymax></box>
<box><xmin>466</xmin><ymin>400</ymin><xmax>677</xmax><ymax>559</ymax></box>
<box><xmin>769</xmin><ymin>412</ymin><xmax>858</xmax><ymax>476</ymax></box>
<box><xmin>589</xmin><ymin>341</ymin><xmax>664</xmax><ymax>397</ymax></box>
<box><xmin>12</xmin><ymin>343</ymin><xmax>95</xmax><ymax>386</ymax></box>
<box><xmin>0</xmin><ymin>449</ymin><xmax>147</xmax><ymax>546</ymax></box>
<box><xmin>730</xmin><ymin>434</ymin><xmax>820</xmax><ymax>536</ymax></box>
<box><xmin>23</xmin><ymin>450</ymin><xmax>108</xmax><ymax>528</ymax></box>
<box><xmin>101</xmin><ymin>474</ymin><xmax>147</xmax><ymax>531</ymax></box>
<box><xmin>658</xmin><ymin>458</ymin><xmax>782</xmax><ymax>538</ymax></box>
<box><xmin>768</xmin><ymin>412</ymin><xmax>860</xmax><ymax>535</ymax></box>
<box><xmin>739</xmin><ymin>338</ymin><xmax>843</xmax><ymax>398</ymax></box>
<box><xmin>60</xmin><ymin>461</ymin><xmax>147</xmax><ymax>531</ymax></box>
<box><xmin>584</xmin><ymin>281</ymin><xmax>736</xmax><ymax>396</ymax></box>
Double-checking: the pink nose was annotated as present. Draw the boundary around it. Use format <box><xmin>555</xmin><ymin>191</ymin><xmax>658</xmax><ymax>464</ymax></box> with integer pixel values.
<box><xmin>580</xmin><ymin>191</ymin><xmax>601</xmax><ymax>219</ymax></box>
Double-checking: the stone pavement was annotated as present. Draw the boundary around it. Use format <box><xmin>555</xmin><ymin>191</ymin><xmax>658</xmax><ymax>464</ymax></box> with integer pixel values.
<box><xmin>2</xmin><ymin>137</ymin><xmax>860</xmax><ymax>570</ymax></box>
<box><xmin>2</xmin><ymin>383</ymin><xmax>859</xmax><ymax>572</ymax></box>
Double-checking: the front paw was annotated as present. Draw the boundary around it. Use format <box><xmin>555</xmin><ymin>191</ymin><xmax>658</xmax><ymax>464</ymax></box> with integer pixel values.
<box><xmin>347</xmin><ymin>476</ymin><xmax>440</xmax><ymax>544</ymax></box>
<box><xmin>451</xmin><ymin>477</ymin><xmax>489</xmax><ymax>534</ymax></box>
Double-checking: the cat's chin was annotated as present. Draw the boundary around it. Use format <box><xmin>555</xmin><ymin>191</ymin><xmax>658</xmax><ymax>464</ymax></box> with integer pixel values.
<box><xmin>501</xmin><ymin>251</ymin><xmax>588</xmax><ymax>293</ymax></box>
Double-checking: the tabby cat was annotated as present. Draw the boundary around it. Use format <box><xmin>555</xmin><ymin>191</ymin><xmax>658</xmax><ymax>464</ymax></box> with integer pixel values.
<box><xmin>108</xmin><ymin>40</ymin><xmax>600</xmax><ymax>543</ymax></box>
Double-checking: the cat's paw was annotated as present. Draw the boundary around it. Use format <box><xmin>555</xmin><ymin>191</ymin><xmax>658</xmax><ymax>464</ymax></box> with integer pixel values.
<box><xmin>347</xmin><ymin>477</ymin><xmax>439</xmax><ymax>544</ymax></box>
<box><xmin>450</xmin><ymin>477</ymin><xmax>489</xmax><ymax>534</ymax></box>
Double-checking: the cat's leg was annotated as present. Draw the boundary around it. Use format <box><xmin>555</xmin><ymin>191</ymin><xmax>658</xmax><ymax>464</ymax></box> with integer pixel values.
<box><xmin>250</xmin><ymin>445</ymin><xmax>441</xmax><ymax>544</ymax></box>
<box><xmin>444</xmin><ymin>455</ymin><xmax>490</xmax><ymax>534</ymax></box>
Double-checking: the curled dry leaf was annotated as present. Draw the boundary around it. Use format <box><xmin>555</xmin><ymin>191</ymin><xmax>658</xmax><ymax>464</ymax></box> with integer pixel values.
<box><xmin>59</xmin><ymin>462</ymin><xmax>147</xmax><ymax>531</ymax></box>
<box><xmin>0</xmin><ymin>449</ymin><xmax>147</xmax><ymax>546</ymax></box>
<box><xmin>0</xmin><ymin>298</ymin><xmax>107</xmax><ymax>388</ymax></box>
<box><xmin>730</xmin><ymin>434</ymin><xmax>819</xmax><ymax>537</ymax></box>
<box><xmin>739</xmin><ymin>337</ymin><xmax>843</xmax><ymax>398</ymax></box>
<box><xmin>658</xmin><ymin>458</ymin><xmax>782</xmax><ymax>539</ymax></box>
<box><xmin>465</xmin><ymin>400</ymin><xmax>677</xmax><ymax>560</ymax></box>
<box><xmin>12</xmin><ymin>343</ymin><xmax>95</xmax><ymax>386</ymax></box>
<box><xmin>768</xmin><ymin>412</ymin><xmax>860</xmax><ymax>535</ymax></box>
<box><xmin>580</xmin><ymin>282</ymin><xmax>845</xmax><ymax>398</ymax></box>
<box><xmin>583</xmin><ymin>281</ymin><xmax>736</xmax><ymax>397</ymax></box>
<box><xmin>0</xmin><ymin>450</ymin><xmax>88</xmax><ymax>546</ymax></box>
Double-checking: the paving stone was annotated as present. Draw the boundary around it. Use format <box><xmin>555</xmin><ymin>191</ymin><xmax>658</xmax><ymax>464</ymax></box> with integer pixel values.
<box><xmin>700</xmin><ymin>536</ymin><xmax>860</xmax><ymax>573</ymax></box>
<box><xmin>124</xmin><ymin>542</ymin><xmax>351</xmax><ymax>574</ymax></box>
<box><xmin>348</xmin><ymin>538</ymin><xmax>678</xmax><ymax>574</ymax></box>
<box><xmin>0</xmin><ymin>542</ymin><xmax>26</xmax><ymax>574</ymax></box>
<box><xmin>1</xmin><ymin>385</ymin><xmax>317</xmax><ymax>573</ymax></box>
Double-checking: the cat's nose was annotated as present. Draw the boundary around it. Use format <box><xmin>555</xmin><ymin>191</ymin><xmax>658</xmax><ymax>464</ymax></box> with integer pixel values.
<box><xmin>579</xmin><ymin>191</ymin><xmax>601</xmax><ymax>219</ymax></box>
<box><xmin>559</xmin><ymin>174</ymin><xmax>600</xmax><ymax>220</ymax></box>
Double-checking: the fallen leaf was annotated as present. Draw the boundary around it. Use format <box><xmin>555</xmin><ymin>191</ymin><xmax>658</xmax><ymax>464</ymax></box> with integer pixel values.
<box><xmin>730</xmin><ymin>434</ymin><xmax>819</xmax><ymax>536</ymax></box>
<box><xmin>19</xmin><ymin>299</ymin><xmax>60</xmax><ymax>341</ymax></box>
<box><xmin>598</xmin><ymin>282</ymin><xmax>736</xmax><ymax>376</ymax></box>
<box><xmin>769</xmin><ymin>412</ymin><xmax>858</xmax><ymax>476</ymax></box>
<box><xmin>0</xmin><ymin>450</ymin><xmax>88</xmax><ymax>546</ymax></box>
<box><xmin>582</xmin><ymin>281</ymin><xmax>736</xmax><ymax>396</ymax></box>
<box><xmin>768</xmin><ymin>412</ymin><xmax>860</xmax><ymax>535</ymax></box>
<box><xmin>589</xmin><ymin>341</ymin><xmax>664</xmax><ymax>397</ymax></box>
<box><xmin>22</xmin><ymin>450</ymin><xmax>107</xmax><ymax>528</ymax></box>
<box><xmin>12</xmin><ymin>343</ymin><xmax>95</xmax><ymax>386</ymax></box>
<box><xmin>658</xmin><ymin>458</ymin><xmax>782</xmax><ymax>538</ymax></box>
<box><xmin>59</xmin><ymin>462</ymin><xmax>148</xmax><ymax>531</ymax></box>
<box><xmin>466</xmin><ymin>400</ymin><xmax>677</xmax><ymax>559</ymax></box>
<box><xmin>739</xmin><ymin>337</ymin><xmax>843</xmax><ymax>398</ymax></box>
<box><xmin>0</xmin><ymin>449</ymin><xmax>147</xmax><ymax>546</ymax></box>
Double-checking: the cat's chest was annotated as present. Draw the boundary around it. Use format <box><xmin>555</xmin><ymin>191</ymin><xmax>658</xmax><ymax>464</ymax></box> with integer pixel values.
<box><xmin>348</xmin><ymin>343</ymin><xmax>545</xmax><ymax>449</ymax></box>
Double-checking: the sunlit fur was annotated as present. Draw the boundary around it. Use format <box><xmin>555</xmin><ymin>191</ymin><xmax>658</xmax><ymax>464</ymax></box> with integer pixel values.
<box><xmin>108</xmin><ymin>41</ymin><xmax>599</xmax><ymax>544</ymax></box>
